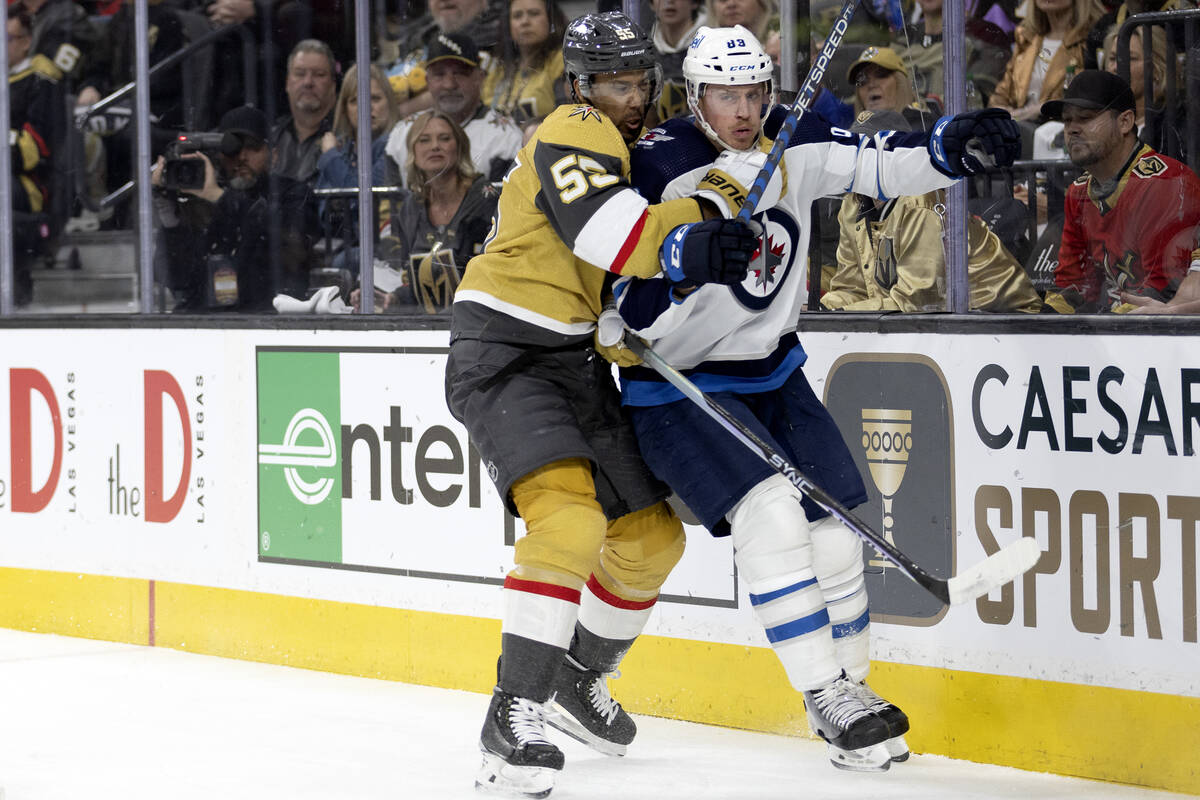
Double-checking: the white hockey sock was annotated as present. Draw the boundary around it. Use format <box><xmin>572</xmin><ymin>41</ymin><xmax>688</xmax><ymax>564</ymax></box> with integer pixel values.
<box><xmin>810</xmin><ymin>516</ymin><xmax>871</xmax><ymax>682</ymax></box>
<box><xmin>729</xmin><ymin>475</ymin><xmax>841</xmax><ymax>691</ymax></box>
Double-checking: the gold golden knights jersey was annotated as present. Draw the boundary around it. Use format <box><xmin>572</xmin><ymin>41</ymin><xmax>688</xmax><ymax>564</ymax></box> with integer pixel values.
<box><xmin>824</xmin><ymin>190</ymin><xmax>1042</xmax><ymax>313</ymax></box>
<box><xmin>452</xmin><ymin>103</ymin><xmax>703</xmax><ymax>347</ymax></box>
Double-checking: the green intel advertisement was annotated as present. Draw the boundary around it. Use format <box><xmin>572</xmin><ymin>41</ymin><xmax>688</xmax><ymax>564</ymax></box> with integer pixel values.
<box><xmin>256</xmin><ymin>349</ymin><xmax>343</xmax><ymax>564</ymax></box>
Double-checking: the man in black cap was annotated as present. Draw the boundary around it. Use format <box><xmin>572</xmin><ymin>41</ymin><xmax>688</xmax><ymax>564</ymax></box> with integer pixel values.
<box><xmin>154</xmin><ymin>105</ymin><xmax>321</xmax><ymax>311</ymax></box>
<box><xmin>1039</xmin><ymin>70</ymin><xmax>1200</xmax><ymax>313</ymax></box>
<box><xmin>384</xmin><ymin>31</ymin><xmax>522</xmax><ymax>187</ymax></box>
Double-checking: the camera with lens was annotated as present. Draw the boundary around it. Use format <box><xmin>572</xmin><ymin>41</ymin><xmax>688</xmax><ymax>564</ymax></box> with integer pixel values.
<box><xmin>161</xmin><ymin>131</ymin><xmax>229</xmax><ymax>191</ymax></box>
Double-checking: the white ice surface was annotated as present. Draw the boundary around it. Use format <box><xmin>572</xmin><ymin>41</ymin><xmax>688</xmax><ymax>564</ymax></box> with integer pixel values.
<box><xmin>0</xmin><ymin>627</ymin><xmax>1178</xmax><ymax>800</ymax></box>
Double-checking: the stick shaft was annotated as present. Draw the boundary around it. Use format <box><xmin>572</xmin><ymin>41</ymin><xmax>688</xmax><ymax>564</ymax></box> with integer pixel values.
<box><xmin>625</xmin><ymin>337</ymin><xmax>951</xmax><ymax>605</ymax></box>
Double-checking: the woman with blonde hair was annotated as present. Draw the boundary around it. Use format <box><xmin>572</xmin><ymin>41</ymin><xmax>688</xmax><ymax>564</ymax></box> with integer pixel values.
<box><xmin>992</xmin><ymin>0</ymin><xmax>1105</xmax><ymax>122</ymax></box>
<box><xmin>316</xmin><ymin>63</ymin><xmax>400</xmax><ymax>270</ymax></box>
<box><xmin>846</xmin><ymin>46</ymin><xmax>936</xmax><ymax>130</ymax></box>
<box><xmin>371</xmin><ymin>110</ymin><xmax>498</xmax><ymax>312</ymax></box>
<box><xmin>1104</xmin><ymin>25</ymin><xmax>1183</xmax><ymax>157</ymax></box>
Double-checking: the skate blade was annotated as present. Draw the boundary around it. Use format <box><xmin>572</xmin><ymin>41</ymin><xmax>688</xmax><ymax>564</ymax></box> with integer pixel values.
<box><xmin>827</xmin><ymin>742</ymin><xmax>891</xmax><ymax>772</ymax></box>
<box><xmin>885</xmin><ymin>735</ymin><xmax>910</xmax><ymax>762</ymax></box>
<box><xmin>545</xmin><ymin>704</ymin><xmax>628</xmax><ymax>757</ymax></box>
<box><xmin>475</xmin><ymin>752</ymin><xmax>557</xmax><ymax>798</ymax></box>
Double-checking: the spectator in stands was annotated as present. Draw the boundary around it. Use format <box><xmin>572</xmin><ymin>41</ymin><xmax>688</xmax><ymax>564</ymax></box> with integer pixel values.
<box><xmin>386</xmin><ymin>0</ymin><xmax>501</xmax><ymax>117</ymax></box>
<box><xmin>1040</xmin><ymin>71</ymin><xmax>1200</xmax><ymax>313</ymax></box>
<box><xmin>649</xmin><ymin>0</ymin><xmax>707</xmax><ymax>123</ymax></box>
<box><xmin>386</xmin><ymin>32</ymin><xmax>522</xmax><ymax>188</ymax></box>
<box><xmin>317</xmin><ymin>63</ymin><xmax>401</xmax><ymax>274</ymax></box>
<box><xmin>154</xmin><ymin>105</ymin><xmax>321</xmax><ymax>311</ymax></box>
<box><xmin>482</xmin><ymin>0</ymin><xmax>568</xmax><ymax>124</ymax></box>
<box><xmin>271</xmin><ymin>40</ymin><xmax>338</xmax><ymax>185</ymax></box>
<box><xmin>897</xmin><ymin>0</ymin><xmax>1013</xmax><ymax>106</ymax></box>
<box><xmin>1101</xmin><ymin>25</ymin><xmax>1182</xmax><ymax>158</ymax></box>
<box><xmin>821</xmin><ymin>111</ymin><xmax>1042</xmax><ymax>313</ymax></box>
<box><xmin>991</xmin><ymin>0</ymin><xmax>1104</xmax><ymax>125</ymax></box>
<box><xmin>847</xmin><ymin>47</ymin><xmax>937</xmax><ymax>130</ymax></box>
<box><xmin>1087</xmin><ymin>0</ymin><xmax>1184</xmax><ymax>66</ymax></box>
<box><xmin>369</xmin><ymin>110</ymin><xmax>498</xmax><ymax>313</ymax></box>
<box><xmin>16</xmin><ymin>0</ymin><xmax>98</xmax><ymax>95</ymax></box>
<box><xmin>204</xmin><ymin>0</ymin><xmax>331</xmax><ymax>116</ymax></box>
<box><xmin>8</xmin><ymin>9</ymin><xmax>63</xmax><ymax>306</ymax></box>
<box><xmin>706</xmin><ymin>0</ymin><xmax>775</xmax><ymax>43</ymax></box>
<box><xmin>73</xmin><ymin>0</ymin><xmax>189</xmax><ymax>229</ymax></box>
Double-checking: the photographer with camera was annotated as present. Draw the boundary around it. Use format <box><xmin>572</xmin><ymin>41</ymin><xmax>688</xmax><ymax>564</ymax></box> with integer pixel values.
<box><xmin>153</xmin><ymin>105</ymin><xmax>321</xmax><ymax>311</ymax></box>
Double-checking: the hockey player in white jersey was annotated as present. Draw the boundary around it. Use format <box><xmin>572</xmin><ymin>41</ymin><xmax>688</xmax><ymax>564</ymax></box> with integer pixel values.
<box><xmin>615</xmin><ymin>26</ymin><xmax>1021</xmax><ymax>771</ymax></box>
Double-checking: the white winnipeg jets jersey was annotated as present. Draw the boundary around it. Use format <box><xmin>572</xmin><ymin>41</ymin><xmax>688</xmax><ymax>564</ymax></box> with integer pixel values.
<box><xmin>616</xmin><ymin>112</ymin><xmax>957</xmax><ymax>407</ymax></box>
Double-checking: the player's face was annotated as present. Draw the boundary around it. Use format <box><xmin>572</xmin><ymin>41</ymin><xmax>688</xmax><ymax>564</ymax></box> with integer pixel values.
<box><xmin>1061</xmin><ymin>106</ymin><xmax>1128</xmax><ymax>168</ymax></box>
<box><xmin>586</xmin><ymin>69</ymin><xmax>655</xmax><ymax>144</ymax></box>
<box><xmin>412</xmin><ymin>116</ymin><xmax>458</xmax><ymax>176</ymax></box>
<box><xmin>698</xmin><ymin>82</ymin><xmax>768</xmax><ymax>151</ymax></box>
<box><xmin>855</xmin><ymin>65</ymin><xmax>902</xmax><ymax>113</ymax></box>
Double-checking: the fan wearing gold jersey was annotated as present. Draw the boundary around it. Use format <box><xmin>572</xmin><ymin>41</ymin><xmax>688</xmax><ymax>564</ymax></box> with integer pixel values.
<box><xmin>447</xmin><ymin>11</ymin><xmax>759</xmax><ymax>799</ymax></box>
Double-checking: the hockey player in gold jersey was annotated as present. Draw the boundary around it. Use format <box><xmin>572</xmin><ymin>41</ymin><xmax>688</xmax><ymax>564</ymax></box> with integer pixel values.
<box><xmin>446</xmin><ymin>12</ymin><xmax>759</xmax><ymax>798</ymax></box>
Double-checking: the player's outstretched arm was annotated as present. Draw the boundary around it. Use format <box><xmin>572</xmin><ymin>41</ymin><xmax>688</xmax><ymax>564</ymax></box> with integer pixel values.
<box><xmin>927</xmin><ymin>108</ymin><xmax>1022</xmax><ymax>178</ymax></box>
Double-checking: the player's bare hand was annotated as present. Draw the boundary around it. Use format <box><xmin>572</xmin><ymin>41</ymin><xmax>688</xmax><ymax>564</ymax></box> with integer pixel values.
<box><xmin>1121</xmin><ymin>291</ymin><xmax>1170</xmax><ymax>314</ymax></box>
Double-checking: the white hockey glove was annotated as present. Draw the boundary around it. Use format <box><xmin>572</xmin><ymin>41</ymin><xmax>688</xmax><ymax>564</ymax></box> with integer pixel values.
<box><xmin>594</xmin><ymin>306</ymin><xmax>643</xmax><ymax>367</ymax></box>
<box><xmin>694</xmin><ymin>150</ymin><xmax>784</xmax><ymax>220</ymax></box>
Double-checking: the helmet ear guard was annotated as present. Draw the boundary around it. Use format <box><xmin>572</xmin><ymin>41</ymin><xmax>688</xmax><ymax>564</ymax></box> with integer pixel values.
<box><xmin>682</xmin><ymin>25</ymin><xmax>775</xmax><ymax>151</ymax></box>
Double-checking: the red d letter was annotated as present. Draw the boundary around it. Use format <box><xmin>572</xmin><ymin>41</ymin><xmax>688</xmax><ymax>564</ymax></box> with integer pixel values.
<box><xmin>9</xmin><ymin>368</ymin><xmax>63</xmax><ymax>513</ymax></box>
<box><xmin>144</xmin><ymin>370</ymin><xmax>192</xmax><ymax>523</ymax></box>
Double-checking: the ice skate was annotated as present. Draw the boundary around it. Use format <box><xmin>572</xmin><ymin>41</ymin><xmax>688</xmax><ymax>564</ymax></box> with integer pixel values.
<box><xmin>846</xmin><ymin>679</ymin><xmax>910</xmax><ymax>762</ymax></box>
<box><xmin>476</xmin><ymin>687</ymin><xmax>564</xmax><ymax>798</ymax></box>
<box><xmin>545</xmin><ymin>653</ymin><xmax>636</xmax><ymax>756</ymax></box>
<box><xmin>802</xmin><ymin>671</ymin><xmax>891</xmax><ymax>772</ymax></box>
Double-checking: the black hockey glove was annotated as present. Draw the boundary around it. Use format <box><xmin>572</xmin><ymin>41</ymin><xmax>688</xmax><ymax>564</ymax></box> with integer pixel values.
<box><xmin>929</xmin><ymin>108</ymin><xmax>1022</xmax><ymax>177</ymax></box>
<box><xmin>660</xmin><ymin>219</ymin><xmax>757</xmax><ymax>289</ymax></box>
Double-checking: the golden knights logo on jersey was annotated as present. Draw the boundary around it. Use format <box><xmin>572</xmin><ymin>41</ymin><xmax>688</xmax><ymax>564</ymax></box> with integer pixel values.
<box><xmin>568</xmin><ymin>106</ymin><xmax>604</xmax><ymax>124</ymax></box>
<box><xmin>409</xmin><ymin>249</ymin><xmax>460</xmax><ymax>313</ymax></box>
<box><xmin>730</xmin><ymin>207</ymin><xmax>800</xmax><ymax>311</ymax></box>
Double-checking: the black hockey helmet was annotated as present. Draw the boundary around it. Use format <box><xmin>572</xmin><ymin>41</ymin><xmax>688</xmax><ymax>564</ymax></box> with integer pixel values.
<box><xmin>563</xmin><ymin>12</ymin><xmax>661</xmax><ymax>106</ymax></box>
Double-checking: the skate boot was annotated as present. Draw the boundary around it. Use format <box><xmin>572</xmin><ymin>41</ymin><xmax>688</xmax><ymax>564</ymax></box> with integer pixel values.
<box><xmin>802</xmin><ymin>671</ymin><xmax>891</xmax><ymax>772</ymax></box>
<box><xmin>545</xmin><ymin>653</ymin><xmax>636</xmax><ymax>756</ymax></box>
<box><xmin>846</xmin><ymin>680</ymin><xmax>910</xmax><ymax>762</ymax></box>
<box><xmin>476</xmin><ymin>687</ymin><xmax>564</xmax><ymax>798</ymax></box>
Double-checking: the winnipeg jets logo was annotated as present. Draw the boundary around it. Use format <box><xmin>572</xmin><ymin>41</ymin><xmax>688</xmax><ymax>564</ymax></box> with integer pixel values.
<box><xmin>731</xmin><ymin>206</ymin><xmax>799</xmax><ymax>312</ymax></box>
<box><xmin>569</xmin><ymin>106</ymin><xmax>603</xmax><ymax>123</ymax></box>
<box><xmin>751</xmin><ymin>235</ymin><xmax>787</xmax><ymax>290</ymax></box>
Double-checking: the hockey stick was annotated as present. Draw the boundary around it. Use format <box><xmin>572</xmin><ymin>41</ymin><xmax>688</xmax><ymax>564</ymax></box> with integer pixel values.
<box><xmin>736</xmin><ymin>0</ymin><xmax>860</xmax><ymax>224</ymax></box>
<box><xmin>622</xmin><ymin>337</ymin><xmax>1041</xmax><ymax>607</ymax></box>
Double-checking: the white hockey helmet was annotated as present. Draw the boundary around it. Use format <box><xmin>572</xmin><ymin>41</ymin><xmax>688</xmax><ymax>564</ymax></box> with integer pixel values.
<box><xmin>682</xmin><ymin>25</ymin><xmax>775</xmax><ymax>151</ymax></box>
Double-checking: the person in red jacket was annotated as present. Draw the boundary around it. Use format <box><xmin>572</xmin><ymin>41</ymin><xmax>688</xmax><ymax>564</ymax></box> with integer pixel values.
<box><xmin>1040</xmin><ymin>70</ymin><xmax>1200</xmax><ymax>314</ymax></box>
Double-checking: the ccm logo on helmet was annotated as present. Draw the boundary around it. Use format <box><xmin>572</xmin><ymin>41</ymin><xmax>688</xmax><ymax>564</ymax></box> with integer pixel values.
<box><xmin>730</xmin><ymin>65</ymin><xmax>758</xmax><ymax>70</ymax></box>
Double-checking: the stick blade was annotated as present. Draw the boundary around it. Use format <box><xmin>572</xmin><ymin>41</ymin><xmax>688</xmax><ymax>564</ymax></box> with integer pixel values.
<box><xmin>947</xmin><ymin>537</ymin><xmax>1041</xmax><ymax>605</ymax></box>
